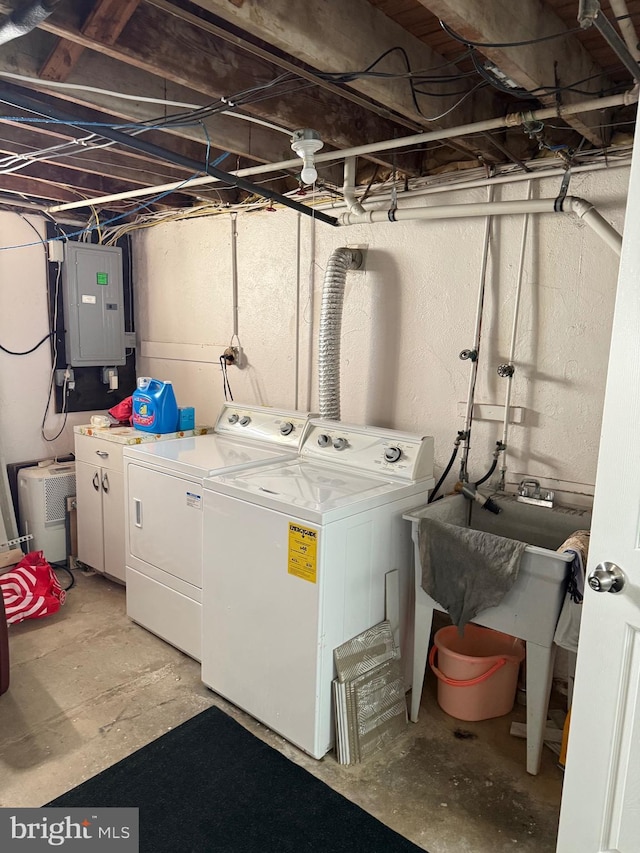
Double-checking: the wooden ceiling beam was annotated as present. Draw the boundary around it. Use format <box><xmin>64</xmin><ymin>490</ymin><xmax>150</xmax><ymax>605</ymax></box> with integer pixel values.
<box><xmin>0</xmin><ymin>173</ymin><xmax>92</xmax><ymax>204</ymax></box>
<box><xmin>0</xmin><ymin>156</ymin><xmax>191</xmax><ymax>203</ymax></box>
<box><xmin>0</xmin><ymin>1</ymin><xmax>426</xmax><ymax>174</ymax></box>
<box><xmin>0</xmin><ymin>19</ymin><xmax>299</xmax><ymax>168</ymax></box>
<box><xmin>0</xmin><ymin>124</ymin><xmax>201</xmax><ymax>191</ymax></box>
<box><xmin>40</xmin><ymin>0</ymin><xmax>141</xmax><ymax>83</ymax></box>
<box><xmin>415</xmin><ymin>0</ymin><xmax>612</xmax><ymax>147</ymax></box>
<box><xmin>185</xmin><ymin>0</ymin><xmax>504</xmax><ymax>164</ymax></box>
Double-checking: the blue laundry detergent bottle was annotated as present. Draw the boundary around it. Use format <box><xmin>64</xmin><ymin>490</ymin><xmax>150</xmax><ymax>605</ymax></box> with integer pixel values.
<box><xmin>132</xmin><ymin>377</ymin><xmax>179</xmax><ymax>433</ymax></box>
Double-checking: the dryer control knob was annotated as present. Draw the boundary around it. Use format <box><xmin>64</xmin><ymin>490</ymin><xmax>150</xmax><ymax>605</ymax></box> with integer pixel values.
<box><xmin>227</xmin><ymin>414</ymin><xmax>239</xmax><ymax>424</ymax></box>
<box><xmin>317</xmin><ymin>434</ymin><xmax>331</xmax><ymax>447</ymax></box>
<box><xmin>239</xmin><ymin>416</ymin><xmax>251</xmax><ymax>426</ymax></box>
<box><xmin>280</xmin><ymin>422</ymin><xmax>294</xmax><ymax>436</ymax></box>
<box><xmin>333</xmin><ymin>437</ymin><xmax>348</xmax><ymax>450</ymax></box>
<box><xmin>384</xmin><ymin>446</ymin><xmax>402</xmax><ymax>463</ymax></box>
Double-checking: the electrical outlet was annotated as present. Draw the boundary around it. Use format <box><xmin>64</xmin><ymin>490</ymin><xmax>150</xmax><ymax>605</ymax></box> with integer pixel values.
<box><xmin>223</xmin><ymin>346</ymin><xmax>244</xmax><ymax>368</ymax></box>
<box><xmin>48</xmin><ymin>239</ymin><xmax>65</xmax><ymax>263</ymax></box>
<box><xmin>55</xmin><ymin>368</ymin><xmax>74</xmax><ymax>387</ymax></box>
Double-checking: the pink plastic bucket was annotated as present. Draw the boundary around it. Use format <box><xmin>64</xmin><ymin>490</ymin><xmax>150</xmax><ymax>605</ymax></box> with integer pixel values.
<box><xmin>429</xmin><ymin>624</ymin><xmax>525</xmax><ymax>721</ymax></box>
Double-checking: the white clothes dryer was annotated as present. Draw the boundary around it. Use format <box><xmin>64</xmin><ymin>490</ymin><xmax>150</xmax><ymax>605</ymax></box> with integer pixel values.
<box><xmin>201</xmin><ymin>420</ymin><xmax>434</xmax><ymax>758</ymax></box>
<box><xmin>123</xmin><ymin>403</ymin><xmax>314</xmax><ymax>661</ymax></box>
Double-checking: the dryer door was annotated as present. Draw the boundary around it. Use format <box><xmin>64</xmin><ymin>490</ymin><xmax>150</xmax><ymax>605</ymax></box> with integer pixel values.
<box><xmin>128</xmin><ymin>463</ymin><xmax>203</xmax><ymax>587</ymax></box>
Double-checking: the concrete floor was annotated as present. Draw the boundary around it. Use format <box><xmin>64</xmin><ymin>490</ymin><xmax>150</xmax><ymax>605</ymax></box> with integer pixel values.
<box><xmin>0</xmin><ymin>570</ymin><xmax>563</xmax><ymax>853</ymax></box>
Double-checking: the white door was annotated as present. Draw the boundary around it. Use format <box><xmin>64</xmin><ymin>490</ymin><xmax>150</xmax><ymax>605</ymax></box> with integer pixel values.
<box><xmin>556</xmin><ymin>126</ymin><xmax>640</xmax><ymax>849</ymax></box>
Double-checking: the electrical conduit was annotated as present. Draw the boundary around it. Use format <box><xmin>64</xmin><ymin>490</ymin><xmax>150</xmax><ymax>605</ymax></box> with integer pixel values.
<box><xmin>459</xmin><ymin>185</ymin><xmax>493</xmax><ymax>483</ymax></box>
<box><xmin>497</xmin><ymin>187</ymin><xmax>532</xmax><ymax>490</ymax></box>
<box><xmin>318</xmin><ymin>248</ymin><xmax>363</xmax><ymax>420</ymax></box>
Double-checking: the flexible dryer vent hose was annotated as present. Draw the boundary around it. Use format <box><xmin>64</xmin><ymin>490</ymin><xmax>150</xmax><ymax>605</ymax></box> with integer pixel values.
<box><xmin>0</xmin><ymin>0</ymin><xmax>60</xmax><ymax>47</ymax></box>
<box><xmin>318</xmin><ymin>247</ymin><xmax>363</xmax><ymax>420</ymax></box>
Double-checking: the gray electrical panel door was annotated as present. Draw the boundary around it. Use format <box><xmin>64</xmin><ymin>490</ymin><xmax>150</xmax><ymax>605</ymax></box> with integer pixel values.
<box><xmin>63</xmin><ymin>242</ymin><xmax>126</xmax><ymax>367</ymax></box>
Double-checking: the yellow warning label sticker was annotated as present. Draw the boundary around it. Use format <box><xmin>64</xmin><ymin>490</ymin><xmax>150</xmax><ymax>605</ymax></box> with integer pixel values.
<box><xmin>288</xmin><ymin>522</ymin><xmax>318</xmax><ymax>583</ymax></box>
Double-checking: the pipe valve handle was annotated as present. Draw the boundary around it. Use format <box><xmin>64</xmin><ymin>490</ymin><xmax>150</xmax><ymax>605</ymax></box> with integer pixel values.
<box><xmin>459</xmin><ymin>349</ymin><xmax>478</xmax><ymax>362</ymax></box>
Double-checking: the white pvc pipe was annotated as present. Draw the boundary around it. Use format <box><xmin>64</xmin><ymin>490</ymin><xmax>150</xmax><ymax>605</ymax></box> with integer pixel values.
<box><xmin>338</xmin><ymin>196</ymin><xmax>623</xmax><ymax>255</ymax></box>
<box><xmin>609</xmin><ymin>0</ymin><xmax>640</xmax><ymax>61</ymax></box>
<box><xmin>47</xmin><ymin>91</ymin><xmax>637</xmax><ymax>213</ymax></box>
<box><xmin>331</xmin><ymin>157</ymin><xmax>631</xmax><ymax>207</ymax></box>
<box><xmin>565</xmin><ymin>196</ymin><xmax>624</xmax><ymax>255</ymax></box>
<box><xmin>343</xmin><ymin>157</ymin><xmax>364</xmax><ymax>216</ymax></box>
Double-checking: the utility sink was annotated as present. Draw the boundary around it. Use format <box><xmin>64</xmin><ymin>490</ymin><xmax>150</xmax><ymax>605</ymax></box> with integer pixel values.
<box><xmin>403</xmin><ymin>492</ymin><xmax>591</xmax><ymax>774</ymax></box>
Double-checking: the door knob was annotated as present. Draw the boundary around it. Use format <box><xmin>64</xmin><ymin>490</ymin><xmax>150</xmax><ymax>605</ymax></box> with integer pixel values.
<box><xmin>588</xmin><ymin>562</ymin><xmax>625</xmax><ymax>594</ymax></box>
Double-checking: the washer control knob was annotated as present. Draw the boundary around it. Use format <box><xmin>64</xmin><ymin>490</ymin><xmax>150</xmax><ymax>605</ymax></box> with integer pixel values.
<box><xmin>333</xmin><ymin>437</ymin><xmax>348</xmax><ymax>451</ymax></box>
<box><xmin>384</xmin><ymin>446</ymin><xmax>402</xmax><ymax>463</ymax></box>
<box><xmin>317</xmin><ymin>434</ymin><xmax>331</xmax><ymax>447</ymax></box>
<box><xmin>280</xmin><ymin>422</ymin><xmax>294</xmax><ymax>436</ymax></box>
<box><xmin>227</xmin><ymin>414</ymin><xmax>239</xmax><ymax>424</ymax></box>
<box><xmin>239</xmin><ymin>416</ymin><xmax>251</xmax><ymax>426</ymax></box>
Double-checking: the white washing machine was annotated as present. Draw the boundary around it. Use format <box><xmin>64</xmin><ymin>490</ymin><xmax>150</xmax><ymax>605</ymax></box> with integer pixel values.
<box><xmin>201</xmin><ymin>419</ymin><xmax>434</xmax><ymax>758</ymax></box>
<box><xmin>123</xmin><ymin>403</ymin><xmax>314</xmax><ymax>661</ymax></box>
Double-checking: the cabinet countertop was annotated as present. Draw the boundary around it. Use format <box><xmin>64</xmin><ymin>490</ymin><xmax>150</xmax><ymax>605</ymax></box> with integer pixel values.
<box><xmin>74</xmin><ymin>425</ymin><xmax>214</xmax><ymax>445</ymax></box>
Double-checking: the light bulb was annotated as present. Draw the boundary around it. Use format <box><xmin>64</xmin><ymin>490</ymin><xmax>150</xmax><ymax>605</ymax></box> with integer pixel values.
<box><xmin>300</xmin><ymin>161</ymin><xmax>317</xmax><ymax>185</ymax></box>
<box><xmin>291</xmin><ymin>129</ymin><xmax>323</xmax><ymax>187</ymax></box>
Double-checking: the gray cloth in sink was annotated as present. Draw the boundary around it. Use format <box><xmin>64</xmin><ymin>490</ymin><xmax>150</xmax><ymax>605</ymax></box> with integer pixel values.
<box><xmin>418</xmin><ymin>516</ymin><xmax>528</xmax><ymax>631</ymax></box>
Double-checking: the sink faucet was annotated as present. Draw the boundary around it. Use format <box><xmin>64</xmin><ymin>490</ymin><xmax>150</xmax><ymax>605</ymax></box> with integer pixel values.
<box><xmin>517</xmin><ymin>478</ymin><xmax>555</xmax><ymax>507</ymax></box>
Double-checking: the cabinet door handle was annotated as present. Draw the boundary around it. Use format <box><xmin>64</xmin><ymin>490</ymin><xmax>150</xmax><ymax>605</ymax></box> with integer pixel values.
<box><xmin>96</xmin><ymin>450</ymin><xmax>109</xmax><ymax>459</ymax></box>
<box><xmin>101</xmin><ymin>472</ymin><xmax>109</xmax><ymax>494</ymax></box>
<box><xmin>92</xmin><ymin>472</ymin><xmax>100</xmax><ymax>491</ymax></box>
<box><xmin>134</xmin><ymin>498</ymin><xmax>142</xmax><ymax>528</ymax></box>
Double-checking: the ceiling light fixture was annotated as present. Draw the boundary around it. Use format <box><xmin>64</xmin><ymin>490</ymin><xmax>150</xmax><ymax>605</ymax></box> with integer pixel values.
<box><xmin>291</xmin><ymin>129</ymin><xmax>323</xmax><ymax>185</ymax></box>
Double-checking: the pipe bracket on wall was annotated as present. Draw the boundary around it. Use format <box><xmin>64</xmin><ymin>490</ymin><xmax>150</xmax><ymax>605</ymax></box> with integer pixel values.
<box><xmin>554</xmin><ymin>170</ymin><xmax>572</xmax><ymax>212</ymax></box>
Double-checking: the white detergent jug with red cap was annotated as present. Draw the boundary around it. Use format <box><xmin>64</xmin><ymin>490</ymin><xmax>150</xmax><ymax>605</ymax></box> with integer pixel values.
<box><xmin>132</xmin><ymin>377</ymin><xmax>179</xmax><ymax>434</ymax></box>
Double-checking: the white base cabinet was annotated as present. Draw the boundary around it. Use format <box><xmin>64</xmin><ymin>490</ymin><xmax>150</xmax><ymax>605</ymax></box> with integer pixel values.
<box><xmin>75</xmin><ymin>434</ymin><xmax>126</xmax><ymax>583</ymax></box>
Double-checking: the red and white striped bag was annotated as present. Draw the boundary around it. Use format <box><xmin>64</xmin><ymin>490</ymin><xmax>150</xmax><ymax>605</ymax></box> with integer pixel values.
<box><xmin>0</xmin><ymin>551</ymin><xmax>66</xmax><ymax>625</ymax></box>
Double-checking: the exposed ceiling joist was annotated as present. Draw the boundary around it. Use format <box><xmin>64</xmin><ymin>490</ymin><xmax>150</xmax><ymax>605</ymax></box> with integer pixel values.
<box><xmin>416</xmin><ymin>0</ymin><xmax>612</xmax><ymax>146</ymax></box>
<box><xmin>0</xmin><ymin>0</ymin><xmax>637</xmax><ymax>220</ymax></box>
<box><xmin>0</xmin><ymin>0</ymin><xmax>424</xmax><ymax>175</ymax></box>
<box><xmin>40</xmin><ymin>0</ymin><xmax>140</xmax><ymax>82</ymax></box>
<box><xmin>187</xmin><ymin>0</ymin><xmax>505</xmax><ymax>164</ymax></box>
<box><xmin>0</xmin><ymin>39</ymin><xmax>301</xmax><ymax>165</ymax></box>
<box><xmin>0</xmin><ymin>121</ymin><xmax>204</xmax><ymax>191</ymax></box>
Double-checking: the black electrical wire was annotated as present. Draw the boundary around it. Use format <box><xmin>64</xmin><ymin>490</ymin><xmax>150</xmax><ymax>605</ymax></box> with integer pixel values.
<box><xmin>0</xmin><ymin>331</ymin><xmax>54</xmax><ymax>355</ymax></box>
<box><xmin>50</xmin><ymin>561</ymin><xmax>75</xmax><ymax>591</ymax></box>
<box><xmin>219</xmin><ymin>355</ymin><xmax>233</xmax><ymax>401</ymax></box>
<box><xmin>440</xmin><ymin>13</ymin><xmax>636</xmax><ymax>50</ymax></box>
<box><xmin>440</xmin><ymin>18</ymin><xmax>583</xmax><ymax>49</ymax></box>
<box><xmin>428</xmin><ymin>443</ymin><xmax>460</xmax><ymax>504</ymax></box>
<box><xmin>469</xmin><ymin>50</ymin><xmax>628</xmax><ymax>104</ymax></box>
<box><xmin>19</xmin><ymin>212</ymin><xmax>47</xmax><ymax>248</ymax></box>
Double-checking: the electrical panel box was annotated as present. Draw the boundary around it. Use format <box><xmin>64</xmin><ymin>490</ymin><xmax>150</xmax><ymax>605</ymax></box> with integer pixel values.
<box><xmin>62</xmin><ymin>242</ymin><xmax>126</xmax><ymax>367</ymax></box>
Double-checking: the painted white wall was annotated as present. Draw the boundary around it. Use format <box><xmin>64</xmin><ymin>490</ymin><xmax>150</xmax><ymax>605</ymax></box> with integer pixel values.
<box><xmin>134</xmin><ymin>167</ymin><xmax>628</xmax><ymax>508</ymax></box>
<box><xmin>0</xmin><ymin>212</ymin><xmax>100</xmax><ymax>465</ymax></box>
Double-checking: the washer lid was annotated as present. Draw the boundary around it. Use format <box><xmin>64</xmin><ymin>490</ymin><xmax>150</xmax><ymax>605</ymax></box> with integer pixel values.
<box><xmin>204</xmin><ymin>458</ymin><xmax>424</xmax><ymax>523</ymax></box>
<box><xmin>123</xmin><ymin>433</ymin><xmax>295</xmax><ymax>478</ymax></box>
